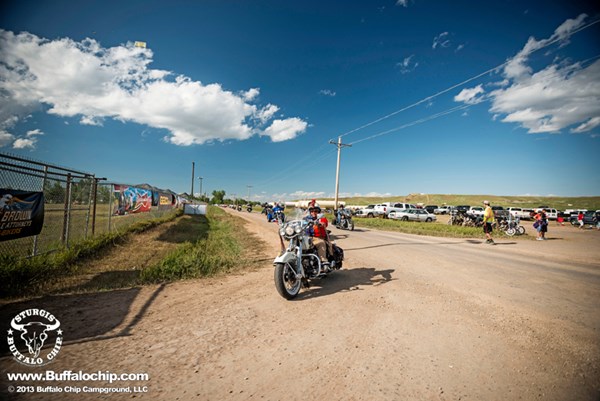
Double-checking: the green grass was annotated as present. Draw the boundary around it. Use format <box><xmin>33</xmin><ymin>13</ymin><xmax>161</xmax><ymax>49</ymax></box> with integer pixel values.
<box><xmin>0</xmin><ymin>209</ymin><xmax>183</xmax><ymax>298</ymax></box>
<box><xmin>352</xmin><ymin>217</ymin><xmax>491</xmax><ymax>238</ymax></box>
<box><xmin>140</xmin><ymin>206</ymin><xmax>258</xmax><ymax>283</ymax></box>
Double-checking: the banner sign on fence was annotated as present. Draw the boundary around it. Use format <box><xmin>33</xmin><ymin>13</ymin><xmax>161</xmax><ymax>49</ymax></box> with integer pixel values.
<box><xmin>158</xmin><ymin>193</ymin><xmax>175</xmax><ymax>210</ymax></box>
<box><xmin>0</xmin><ymin>189</ymin><xmax>45</xmax><ymax>242</ymax></box>
<box><xmin>113</xmin><ymin>185</ymin><xmax>152</xmax><ymax>215</ymax></box>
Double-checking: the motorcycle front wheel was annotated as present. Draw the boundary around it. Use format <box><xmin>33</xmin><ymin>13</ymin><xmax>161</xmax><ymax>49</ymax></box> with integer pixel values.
<box><xmin>505</xmin><ymin>227</ymin><xmax>516</xmax><ymax>236</ymax></box>
<box><xmin>517</xmin><ymin>225</ymin><xmax>526</xmax><ymax>235</ymax></box>
<box><xmin>274</xmin><ymin>262</ymin><xmax>301</xmax><ymax>300</ymax></box>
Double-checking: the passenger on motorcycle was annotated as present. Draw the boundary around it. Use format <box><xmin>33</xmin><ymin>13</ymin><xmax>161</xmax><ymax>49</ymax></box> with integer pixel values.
<box><xmin>304</xmin><ymin>205</ymin><xmax>334</xmax><ymax>267</ymax></box>
<box><xmin>336</xmin><ymin>204</ymin><xmax>345</xmax><ymax>225</ymax></box>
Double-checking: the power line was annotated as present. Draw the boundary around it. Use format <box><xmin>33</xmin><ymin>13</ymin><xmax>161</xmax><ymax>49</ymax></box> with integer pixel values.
<box><xmin>346</xmin><ymin>53</ymin><xmax>600</xmax><ymax>146</ymax></box>
<box><xmin>349</xmin><ymin>104</ymin><xmax>471</xmax><ymax>145</ymax></box>
<box><xmin>333</xmin><ymin>17</ymin><xmax>600</xmax><ymax>142</ymax></box>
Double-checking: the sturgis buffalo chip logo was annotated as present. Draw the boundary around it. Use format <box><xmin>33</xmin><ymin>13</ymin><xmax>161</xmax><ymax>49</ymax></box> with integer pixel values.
<box><xmin>7</xmin><ymin>308</ymin><xmax>63</xmax><ymax>366</ymax></box>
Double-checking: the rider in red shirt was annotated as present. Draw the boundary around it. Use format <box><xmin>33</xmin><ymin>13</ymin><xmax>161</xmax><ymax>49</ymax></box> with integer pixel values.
<box><xmin>305</xmin><ymin>204</ymin><xmax>333</xmax><ymax>267</ymax></box>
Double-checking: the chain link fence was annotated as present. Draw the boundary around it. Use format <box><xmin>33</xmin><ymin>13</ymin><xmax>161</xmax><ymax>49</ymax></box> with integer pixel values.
<box><xmin>0</xmin><ymin>152</ymin><xmax>180</xmax><ymax>259</ymax></box>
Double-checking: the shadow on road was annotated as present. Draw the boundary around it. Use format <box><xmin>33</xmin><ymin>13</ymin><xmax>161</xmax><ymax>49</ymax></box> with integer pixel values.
<box><xmin>295</xmin><ymin>267</ymin><xmax>395</xmax><ymax>300</ymax></box>
<box><xmin>0</xmin><ymin>284</ymin><xmax>166</xmax><ymax>357</ymax></box>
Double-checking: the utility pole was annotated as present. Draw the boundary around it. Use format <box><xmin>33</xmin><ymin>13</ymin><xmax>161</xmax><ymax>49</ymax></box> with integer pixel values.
<box><xmin>198</xmin><ymin>177</ymin><xmax>203</xmax><ymax>200</ymax></box>
<box><xmin>329</xmin><ymin>136</ymin><xmax>352</xmax><ymax>210</ymax></box>
<box><xmin>191</xmin><ymin>162</ymin><xmax>195</xmax><ymax>200</ymax></box>
<box><xmin>246</xmin><ymin>185</ymin><xmax>253</xmax><ymax>202</ymax></box>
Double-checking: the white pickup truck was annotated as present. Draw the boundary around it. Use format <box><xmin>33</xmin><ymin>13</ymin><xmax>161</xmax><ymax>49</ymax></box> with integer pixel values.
<box><xmin>354</xmin><ymin>204</ymin><xmax>382</xmax><ymax>218</ymax></box>
<box><xmin>507</xmin><ymin>207</ymin><xmax>535</xmax><ymax>220</ymax></box>
<box><xmin>374</xmin><ymin>202</ymin><xmax>417</xmax><ymax>218</ymax></box>
<box><xmin>466</xmin><ymin>206</ymin><xmax>484</xmax><ymax>217</ymax></box>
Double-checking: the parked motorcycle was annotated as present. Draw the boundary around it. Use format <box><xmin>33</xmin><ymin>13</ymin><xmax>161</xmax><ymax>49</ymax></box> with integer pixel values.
<box><xmin>335</xmin><ymin>211</ymin><xmax>355</xmax><ymax>231</ymax></box>
<box><xmin>273</xmin><ymin>219</ymin><xmax>344</xmax><ymax>299</ymax></box>
<box><xmin>246</xmin><ymin>205</ymin><xmax>253</xmax><ymax>213</ymax></box>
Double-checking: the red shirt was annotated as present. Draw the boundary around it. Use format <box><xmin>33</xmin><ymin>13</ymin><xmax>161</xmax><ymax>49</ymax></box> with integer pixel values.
<box><xmin>313</xmin><ymin>217</ymin><xmax>328</xmax><ymax>238</ymax></box>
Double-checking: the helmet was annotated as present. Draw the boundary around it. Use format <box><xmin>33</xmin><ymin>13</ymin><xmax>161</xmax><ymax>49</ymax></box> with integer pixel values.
<box><xmin>309</xmin><ymin>203</ymin><xmax>321</xmax><ymax>213</ymax></box>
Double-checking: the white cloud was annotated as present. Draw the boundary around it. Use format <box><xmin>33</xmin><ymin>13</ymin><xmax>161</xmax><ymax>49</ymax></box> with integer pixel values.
<box><xmin>395</xmin><ymin>0</ymin><xmax>408</xmax><ymax>7</ymax></box>
<box><xmin>25</xmin><ymin>129</ymin><xmax>44</xmax><ymax>137</ymax></box>
<box><xmin>571</xmin><ymin>116</ymin><xmax>600</xmax><ymax>133</ymax></box>
<box><xmin>242</xmin><ymin>88</ymin><xmax>260</xmax><ymax>101</ymax></box>
<box><xmin>0</xmin><ymin>30</ymin><xmax>308</xmax><ymax>146</ymax></box>
<box><xmin>319</xmin><ymin>89</ymin><xmax>336</xmax><ymax>97</ymax></box>
<box><xmin>454</xmin><ymin>85</ymin><xmax>484</xmax><ymax>104</ymax></box>
<box><xmin>432</xmin><ymin>32</ymin><xmax>451</xmax><ymax>49</ymax></box>
<box><xmin>290</xmin><ymin>191</ymin><xmax>326</xmax><ymax>199</ymax></box>
<box><xmin>80</xmin><ymin>116</ymin><xmax>103</xmax><ymax>126</ymax></box>
<box><xmin>0</xmin><ymin>130</ymin><xmax>15</xmax><ymax>147</ymax></box>
<box><xmin>396</xmin><ymin>55</ymin><xmax>418</xmax><ymax>74</ymax></box>
<box><xmin>13</xmin><ymin>137</ymin><xmax>37</xmax><ymax>149</ymax></box>
<box><xmin>454</xmin><ymin>14</ymin><xmax>600</xmax><ymax>135</ymax></box>
<box><xmin>262</xmin><ymin>118</ymin><xmax>308</xmax><ymax>142</ymax></box>
<box><xmin>504</xmin><ymin>14</ymin><xmax>587</xmax><ymax>82</ymax></box>
<box><xmin>255</xmin><ymin>104</ymin><xmax>279</xmax><ymax>124</ymax></box>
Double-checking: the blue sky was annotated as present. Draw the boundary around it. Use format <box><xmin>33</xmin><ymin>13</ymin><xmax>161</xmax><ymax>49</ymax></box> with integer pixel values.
<box><xmin>1</xmin><ymin>0</ymin><xmax>599</xmax><ymax>201</ymax></box>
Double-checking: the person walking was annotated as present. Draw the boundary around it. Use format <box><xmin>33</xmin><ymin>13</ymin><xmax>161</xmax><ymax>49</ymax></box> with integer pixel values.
<box><xmin>482</xmin><ymin>200</ymin><xmax>495</xmax><ymax>244</ymax></box>
<box><xmin>577</xmin><ymin>211</ymin><xmax>584</xmax><ymax>229</ymax></box>
<box><xmin>534</xmin><ymin>209</ymin><xmax>548</xmax><ymax>240</ymax></box>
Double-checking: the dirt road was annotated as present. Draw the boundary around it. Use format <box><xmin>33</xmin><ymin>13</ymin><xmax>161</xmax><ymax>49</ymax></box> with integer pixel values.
<box><xmin>1</xmin><ymin>210</ymin><xmax>599</xmax><ymax>401</ymax></box>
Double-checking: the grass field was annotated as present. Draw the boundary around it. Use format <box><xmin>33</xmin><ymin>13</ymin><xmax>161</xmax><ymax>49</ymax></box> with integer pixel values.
<box><xmin>0</xmin><ymin>202</ymin><xmax>177</xmax><ymax>258</ymax></box>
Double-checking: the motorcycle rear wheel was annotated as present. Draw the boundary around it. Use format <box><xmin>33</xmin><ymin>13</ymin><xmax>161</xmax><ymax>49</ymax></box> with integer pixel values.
<box><xmin>517</xmin><ymin>225</ymin><xmax>526</xmax><ymax>235</ymax></box>
<box><xmin>274</xmin><ymin>262</ymin><xmax>301</xmax><ymax>300</ymax></box>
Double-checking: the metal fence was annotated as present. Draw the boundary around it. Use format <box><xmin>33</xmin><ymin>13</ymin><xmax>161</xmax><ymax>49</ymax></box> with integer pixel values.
<box><xmin>0</xmin><ymin>152</ymin><xmax>177</xmax><ymax>258</ymax></box>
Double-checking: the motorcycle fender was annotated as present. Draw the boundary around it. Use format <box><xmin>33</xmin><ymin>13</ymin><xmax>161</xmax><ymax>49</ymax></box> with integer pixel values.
<box><xmin>273</xmin><ymin>252</ymin><xmax>297</xmax><ymax>265</ymax></box>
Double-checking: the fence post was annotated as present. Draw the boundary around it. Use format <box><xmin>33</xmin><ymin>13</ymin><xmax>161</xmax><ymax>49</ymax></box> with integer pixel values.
<box><xmin>32</xmin><ymin>165</ymin><xmax>48</xmax><ymax>257</ymax></box>
<box><xmin>91</xmin><ymin>178</ymin><xmax>98</xmax><ymax>236</ymax></box>
<box><xmin>108</xmin><ymin>184</ymin><xmax>113</xmax><ymax>233</ymax></box>
<box><xmin>61</xmin><ymin>174</ymin><xmax>72</xmax><ymax>246</ymax></box>
<box><xmin>84</xmin><ymin>176</ymin><xmax>94</xmax><ymax>239</ymax></box>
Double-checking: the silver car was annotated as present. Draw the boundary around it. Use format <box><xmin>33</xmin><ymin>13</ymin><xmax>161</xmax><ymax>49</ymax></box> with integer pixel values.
<box><xmin>389</xmin><ymin>208</ymin><xmax>437</xmax><ymax>222</ymax></box>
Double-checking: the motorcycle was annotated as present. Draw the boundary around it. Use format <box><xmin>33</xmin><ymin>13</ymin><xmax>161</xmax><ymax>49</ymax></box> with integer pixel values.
<box><xmin>246</xmin><ymin>205</ymin><xmax>253</xmax><ymax>213</ymax></box>
<box><xmin>273</xmin><ymin>219</ymin><xmax>344</xmax><ymax>300</ymax></box>
<box><xmin>335</xmin><ymin>211</ymin><xmax>354</xmax><ymax>231</ymax></box>
<box><xmin>273</xmin><ymin>209</ymin><xmax>286</xmax><ymax>225</ymax></box>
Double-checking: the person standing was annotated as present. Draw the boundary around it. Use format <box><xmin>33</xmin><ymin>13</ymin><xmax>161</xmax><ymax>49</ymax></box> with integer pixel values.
<box><xmin>534</xmin><ymin>209</ymin><xmax>548</xmax><ymax>240</ymax></box>
<box><xmin>577</xmin><ymin>211</ymin><xmax>584</xmax><ymax>229</ymax></box>
<box><xmin>482</xmin><ymin>200</ymin><xmax>495</xmax><ymax>244</ymax></box>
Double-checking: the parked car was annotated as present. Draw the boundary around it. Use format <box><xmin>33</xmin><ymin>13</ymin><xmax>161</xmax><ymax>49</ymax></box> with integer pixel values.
<box><xmin>491</xmin><ymin>206</ymin><xmax>509</xmax><ymax>220</ymax></box>
<box><xmin>424</xmin><ymin>205</ymin><xmax>438</xmax><ymax>214</ymax></box>
<box><xmin>354</xmin><ymin>205</ymin><xmax>381</xmax><ymax>218</ymax></box>
<box><xmin>570</xmin><ymin>211</ymin><xmax>598</xmax><ymax>226</ymax></box>
<box><xmin>534</xmin><ymin>208</ymin><xmax>558</xmax><ymax>220</ymax></box>
<box><xmin>455</xmin><ymin>205</ymin><xmax>470</xmax><ymax>213</ymax></box>
<box><xmin>467</xmin><ymin>206</ymin><xmax>484</xmax><ymax>217</ymax></box>
<box><xmin>434</xmin><ymin>206</ymin><xmax>452</xmax><ymax>214</ymax></box>
<box><xmin>389</xmin><ymin>208</ymin><xmax>437</xmax><ymax>222</ymax></box>
<box><xmin>374</xmin><ymin>202</ymin><xmax>417</xmax><ymax>218</ymax></box>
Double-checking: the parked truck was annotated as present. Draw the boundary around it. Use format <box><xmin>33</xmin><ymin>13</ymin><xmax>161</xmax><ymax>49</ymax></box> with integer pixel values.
<box><xmin>374</xmin><ymin>202</ymin><xmax>417</xmax><ymax>218</ymax></box>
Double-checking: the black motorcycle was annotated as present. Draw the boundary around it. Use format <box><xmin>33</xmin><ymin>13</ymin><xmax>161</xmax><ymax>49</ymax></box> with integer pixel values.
<box><xmin>335</xmin><ymin>210</ymin><xmax>355</xmax><ymax>231</ymax></box>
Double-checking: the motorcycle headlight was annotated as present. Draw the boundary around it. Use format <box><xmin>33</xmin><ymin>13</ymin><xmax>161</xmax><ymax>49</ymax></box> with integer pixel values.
<box><xmin>295</xmin><ymin>225</ymin><xmax>302</xmax><ymax>234</ymax></box>
<box><xmin>284</xmin><ymin>225</ymin><xmax>295</xmax><ymax>237</ymax></box>
<box><xmin>279</xmin><ymin>227</ymin><xmax>286</xmax><ymax>236</ymax></box>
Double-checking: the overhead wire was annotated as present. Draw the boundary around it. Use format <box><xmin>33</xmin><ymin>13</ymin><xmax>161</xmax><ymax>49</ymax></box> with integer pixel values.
<box><xmin>347</xmin><ymin>53</ymin><xmax>600</xmax><ymax>146</ymax></box>
<box><xmin>333</xmin><ymin>17</ymin><xmax>600</xmax><ymax>143</ymax></box>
